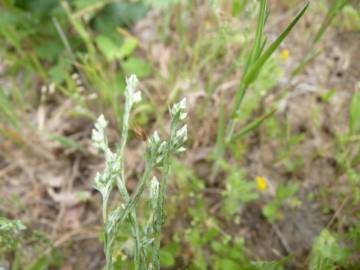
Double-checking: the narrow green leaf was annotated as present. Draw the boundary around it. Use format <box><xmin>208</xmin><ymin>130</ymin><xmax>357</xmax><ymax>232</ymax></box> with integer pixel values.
<box><xmin>215</xmin><ymin>100</ymin><xmax>226</xmax><ymax>155</ymax></box>
<box><xmin>291</xmin><ymin>48</ymin><xmax>321</xmax><ymax>76</ymax></box>
<box><xmin>244</xmin><ymin>2</ymin><xmax>309</xmax><ymax>85</ymax></box>
<box><xmin>250</xmin><ymin>0</ymin><xmax>267</xmax><ymax>65</ymax></box>
<box><xmin>313</xmin><ymin>0</ymin><xmax>348</xmax><ymax>45</ymax></box>
<box><xmin>231</xmin><ymin>0</ymin><xmax>249</xmax><ymax>17</ymax></box>
<box><xmin>48</xmin><ymin>134</ymin><xmax>83</xmax><ymax>151</ymax></box>
<box><xmin>229</xmin><ymin>107</ymin><xmax>276</xmax><ymax>143</ymax></box>
<box><xmin>350</xmin><ymin>91</ymin><xmax>360</xmax><ymax>134</ymax></box>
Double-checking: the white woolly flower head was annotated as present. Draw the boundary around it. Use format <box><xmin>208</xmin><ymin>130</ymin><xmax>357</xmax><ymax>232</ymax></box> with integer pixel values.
<box><xmin>170</xmin><ymin>97</ymin><xmax>187</xmax><ymax>120</ymax></box>
<box><xmin>148</xmin><ymin>131</ymin><xmax>161</xmax><ymax>148</ymax></box>
<box><xmin>175</xmin><ymin>124</ymin><xmax>187</xmax><ymax>144</ymax></box>
<box><xmin>125</xmin><ymin>74</ymin><xmax>141</xmax><ymax>104</ymax></box>
<box><xmin>92</xmin><ymin>114</ymin><xmax>108</xmax><ymax>150</ymax></box>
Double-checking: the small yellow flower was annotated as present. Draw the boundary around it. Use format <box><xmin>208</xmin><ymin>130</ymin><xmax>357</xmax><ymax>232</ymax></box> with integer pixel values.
<box><xmin>256</xmin><ymin>176</ymin><xmax>267</xmax><ymax>191</ymax></box>
<box><xmin>280</xmin><ymin>49</ymin><xmax>290</xmax><ymax>61</ymax></box>
<box><xmin>205</xmin><ymin>20</ymin><xmax>213</xmax><ymax>29</ymax></box>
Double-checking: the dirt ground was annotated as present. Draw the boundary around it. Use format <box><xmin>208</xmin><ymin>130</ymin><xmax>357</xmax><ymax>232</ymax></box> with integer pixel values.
<box><xmin>0</xmin><ymin>1</ymin><xmax>359</xmax><ymax>269</ymax></box>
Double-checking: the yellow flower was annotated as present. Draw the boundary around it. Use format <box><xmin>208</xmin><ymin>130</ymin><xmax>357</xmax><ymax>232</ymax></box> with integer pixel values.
<box><xmin>256</xmin><ymin>176</ymin><xmax>267</xmax><ymax>191</ymax></box>
<box><xmin>280</xmin><ymin>49</ymin><xmax>290</xmax><ymax>61</ymax></box>
<box><xmin>205</xmin><ymin>20</ymin><xmax>213</xmax><ymax>30</ymax></box>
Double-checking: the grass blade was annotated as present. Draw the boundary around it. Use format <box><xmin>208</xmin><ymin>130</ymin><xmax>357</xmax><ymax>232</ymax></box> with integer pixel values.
<box><xmin>349</xmin><ymin>91</ymin><xmax>360</xmax><ymax>135</ymax></box>
<box><xmin>229</xmin><ymin>107</ymin><xmax>276</xmax><ymax>143</ymax></box>
<box><xmin>244</xmin><ymin>2</ymin><xmax>309</xmax><ymax>85</ymax></box>
<box><xmin>313</xmin><ymin>0</ymin><xmax>348</xmax><ymax>45</ymax></box>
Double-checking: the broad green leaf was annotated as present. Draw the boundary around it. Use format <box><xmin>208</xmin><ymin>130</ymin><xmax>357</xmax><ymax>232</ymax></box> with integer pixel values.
<box><xmin>95</xmin><ymin>35</ymin><xmax>138</xmax><ymax>61</ymax></box>
<box><xmin>95</xmin><ymin>35</ymin><xmax>119</xmax><ymax>61</ymax></box>
<box><xmin>117</xmin><ymin>37</ymin><xmax>138</xmax><ymax>59</ymax></box>
<box><xmin>121</xmin><ymin>57</ymin><xmax>152</xmax><ymax>78</ymax></box>
<box><xmin>160</xmin><ymin>249</ymin><xmax>175</xmax><ymax>267</ymax></box>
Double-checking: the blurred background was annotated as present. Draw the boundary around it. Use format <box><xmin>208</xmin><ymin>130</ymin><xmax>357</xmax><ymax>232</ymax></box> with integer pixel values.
<box><xmin>0</xmin><ymin>0</ymin><xmax>359</xmax><ymax>269</ymax></box>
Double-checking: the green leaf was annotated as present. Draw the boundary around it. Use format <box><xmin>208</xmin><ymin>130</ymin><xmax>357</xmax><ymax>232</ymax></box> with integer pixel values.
<box><xmin>35</xmin><ymin>39</ymin><xmax>64</xmax><ymax>62</ymax></box>
<box><xmin>253</xmin><ymin>259</ymin><xmax>286</xmax><ymax>270</ymax></box>
<box><xmin>48</xmin><ymin>135</ymin><xmax>83</xmax><ymax>151</ymax></box>
<box><xmin>216</xmin><ymin>259</ymin><xmax>239</xmax><ymax>270</ymax></box>
<box><xmin>310</xmin><ymin>229</ymin><xmax>349</xmax><ymax>270</ymax></box>
<box><xmin>214</xmin><ymin>100</ymin><xmax>226</xmax><ymax>157</ymax></box>
<box><xmin>223</xmin><ymin>169</ymin><xmax>258</xmax><ymax>216</ymax></box>
<box><xmin>262</xmin><ymin>202</ymin><xmax>278</xmax><ymax>223</ymax></box>
<box><xmin>93</xmin><ymin>2</ymin><xmax>147</xmax><ymax>36</ymax></box>
<box><xmin>243</xmin><ymin>2</ymin><xmax>309</xmax><ymax>85</ymax></box>
<box><xmin>321</xmin><ymin>88</ymin><xmax>337</xmax><ymax>102</ymax></box>
<box><xmin>95</xmin><ymin>35</ymin><xmax>138</xmax><ymax>61</ymax></box>
<box><xmin>95</xmin><ymin>35</ymin><xmax>119</xmax><ymax>61</ymax></box>
<box><xmin>0</xmin><ymin>88</ymin><xmax>19</xmax><ymax>128</ymax></box>
<box><xmin>230</xmin><ymin>108</ymin><xmax>276</xmax><ymax>143</ymax></box>
<box><xmin>263</xmin><ymin>183</ymin><xmax>299</xmax><ymax>223</ymax></box>
<box><xmin>117</xmin><ymin>37</ymin><xmax>138</xmax><ymax>59</ymax></box>
<box><xmin>349</xmin><ymin>91</ymin><xmax>360</xmax><ymax>134</ymax></box>
<box><xmin>186</xmin><ymin>228</ymin><xmax>202</xmax><ymax>247</ymax></box>
<box><xmin>25</xmin><ymin>255</ymin><xmax>51</xmax><ymax>270</ymax></box>
<box><xmin>231</xmin><ymin>0</ymin><xmax>249</xmax><ymax>17</ymax></box>
<box><xmin>143</xmin><ymin>0</ymin><xmax>181</xmax><ymax>9</ymax></box>
<box><xmin>48</xmin><ymin>57</ymin><xmax>71</xmax><ymax>83</ymax></box>
<box><xmin>232</xmin><ymin>0</ymin><xmax>268</xmax><ymax>114</ymax></box>
<box><xmin>160</xmin><ymin>249</ymin><xmax>175</xmax><ymax>267</ymax></box>
<box><xmin>276</xmin><ymin>183</ymin><xmax>299</xmax><ymax>201</ymax></box>
<box><xmin>14</xmin><ymin>0</ymin><xmax>59</xmax><ymax>20</ymax></box>
<box><xmin>121</xmin><ymin>57</ymin><xmax>152</xmax><ymax>78</ymax></box>
<box><xmin>312</xmin><ymin>0</ymin><xmax>348</xmax><ymax>45</ymax></box>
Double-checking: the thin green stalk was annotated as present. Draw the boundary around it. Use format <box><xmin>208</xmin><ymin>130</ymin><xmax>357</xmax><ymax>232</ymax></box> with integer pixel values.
<box><xmin>312</xmin><ymin>0</ymin><xmax>348</xmax><ymax>45</ymax></box>
<box><xmin>116</xmin><ymin>94</ymin><xmax>142</xmax><ymax>270</ymax></box>
<box><xmin>292</xmin><ymin>0</ymin><xmax>347</xmax><ymax>76</ymax></box>
<box><xmin>209</xmin><ymin>1</ymin><xmax>308</xmax><ymax>180</ymax></box>
<box><xmin>105</xmin><ymin>238</ymin><xmax>113</xmax><ymax>270</ymax></box>
<box><xmin>102</xmin><ymin>192</ymin><xmax>112</xmax><ymax>270</ymax></box>
<box><xmin>61</xmin><ymin>0</ymin><xmax>96</xmax><ymax>56</ymax></box>
<box><xmin>228</xmin><ymin>107</ymin><xmax>277</xmax><ymax>143</ymax></box>
<box><xmin>107</xmin><ymin>161</ymin><xmax>154</xmax><ymax>264</ymax></box>
<box><xmin>151</xmin><ymin>124</ymin><xmax>176</xmax><ymax>269</ymax></box>
<box><xmin>52</xmin><ymin>16</ymin><xmax>94</xmax><ymax>94</ymax></box>
<box><xmin>227</xmin><ymin>1</ymin><xmax>308</xmax><ymax>141</ymax></box>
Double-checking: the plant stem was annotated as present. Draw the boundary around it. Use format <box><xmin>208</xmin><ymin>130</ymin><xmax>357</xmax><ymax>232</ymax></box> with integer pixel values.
<box><xmin>109</xmin><ymin>161</ymin><xmax>154</xmax><ymax>249</ymax></box>
<box><xmin>151</xmin><ymin>121</ymin><xmax>177</xmax><ymax>269</ymax></box>
<box><xmin>114</xmin><ymin>88</ymin><xmax>144</xmax><ymax>269</ymax></box>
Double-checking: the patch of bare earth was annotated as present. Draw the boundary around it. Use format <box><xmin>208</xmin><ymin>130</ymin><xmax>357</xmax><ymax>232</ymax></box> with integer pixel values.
<box><xmin>1</xmin><ymin>2</ymin><xmax>359</xmax><ymax>269</ymax></box>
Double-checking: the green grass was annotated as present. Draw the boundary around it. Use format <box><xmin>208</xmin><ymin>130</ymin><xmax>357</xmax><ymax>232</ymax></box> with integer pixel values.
<box><xmin>0</xmin><ymin>0</ymin><xmax>359</xmax><ymax>269</ymax></box>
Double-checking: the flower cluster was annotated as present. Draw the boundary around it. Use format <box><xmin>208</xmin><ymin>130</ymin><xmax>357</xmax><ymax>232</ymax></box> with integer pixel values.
<box><xmin>173</xmin><ymin>124</ymin><xmax>187</xmax><ymax>153</ymax></box>
<box><xmin>91</xmin><ymin>114</ymin><xmax>108</xmax><ymax>152</ymax></box>
<box><xmin>169</xmin><ymin>97</ymin><xmax>187</xmax><ymax>121</ymax></box>
<box><xmin>169</xmin><ymin>98</ymin><xmax>188</xmax><ymax>152</ymax></box>
<box><xmin>124</xmin><ymin>74</ymin><xmax>142</xmax><ymax>108</ymax></box>
<box><xmin>91</xmin><ymin>115</ymin><xmax>120</xmax><ymax>199</ymax></box>
<box><xmin>91</xmin><ymin>74</ymin><xmax>188</xmax><ymax>270</ymax></box>
<box><xmin>146</xmin><ymin>98</ymin><xmax>188</xmax><ymax>166</ymax></box>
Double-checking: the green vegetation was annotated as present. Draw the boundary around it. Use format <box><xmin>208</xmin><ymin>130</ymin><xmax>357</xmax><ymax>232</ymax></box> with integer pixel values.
<box><xmin>91</xmin><ymin>75</ymin><xmax>187</xmax><ymax>269</ymax></box>
<box><xmin>1</xmin><ymin>0</ymin><xmax>359</xmax><ymax>269</ymax></box>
